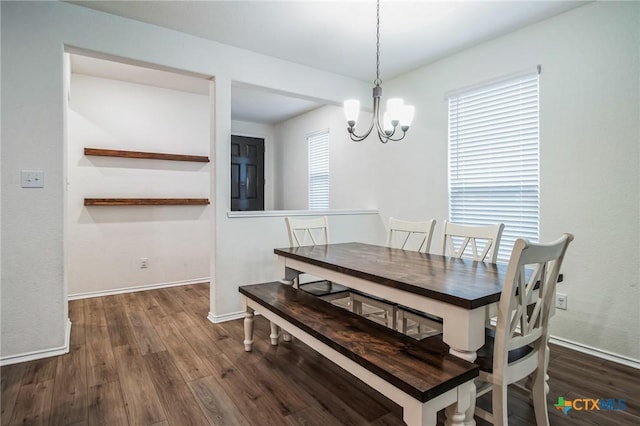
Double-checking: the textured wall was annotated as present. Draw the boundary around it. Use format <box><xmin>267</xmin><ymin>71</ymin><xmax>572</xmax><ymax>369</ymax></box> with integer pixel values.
<box><xmin>384</xmin><ymin>1</ymin><xmax>640</xmax><ymax>361</ymax></box>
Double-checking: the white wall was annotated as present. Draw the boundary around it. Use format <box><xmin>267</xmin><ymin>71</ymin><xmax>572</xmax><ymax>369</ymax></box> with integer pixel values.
<box><xmin>67</xmin><ymin>74</ymin><xmax>210</xmax><ymax>296</ymax></box>
<box><xmin>273</xmin><ymin>105</ymin><xmax>379</xmax><ymax>211</ymax></box>
<box><xmin>0</xmin><ymin>1</ymin><xmax>370</xmax><ymax>362</ymax></box>
<box><xmin>383</xmin><ymin>1</ymin><xmax>639</xmax><ymax>361</ymax></box>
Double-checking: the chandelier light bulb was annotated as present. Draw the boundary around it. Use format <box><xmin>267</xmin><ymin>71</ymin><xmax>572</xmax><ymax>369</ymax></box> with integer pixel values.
<box><xmin>399</xmin><ymin>105</ymin><xmax>415</xmax><ymax>130</ymax></box>
<box><xmin>383</xmin><ymin>112</ymin><xmax>394</xmax><ymax>135</ymax></box>
<box><xmin>386</xmin><ymin>98</ymin><xmax>404</xmax><ymax>125</ymax></box>
<box><xmin>344</xmin><ymin>99</ymin><xmax>360</xmax><ymax>128</ymax></box>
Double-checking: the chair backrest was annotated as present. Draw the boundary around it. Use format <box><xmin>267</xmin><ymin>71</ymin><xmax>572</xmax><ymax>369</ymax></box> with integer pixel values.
<box><xmin>442</xmin><ymin>221</ymin><xmax>505</xmax><ymax>263</ymax></box>
<box><xmin>493</xmin><ymin>233</ymin><xmax>573</xmax><ymax>381</ymax></box>
<box><xmin>285</xmin><ymin>216</ymin><xmax>329</xmax><ymax>247</ymax></box>
<box><xmin>386</xmin><ymin>217</ymin><xmax>436</xmax><ymax>254</ymax></box>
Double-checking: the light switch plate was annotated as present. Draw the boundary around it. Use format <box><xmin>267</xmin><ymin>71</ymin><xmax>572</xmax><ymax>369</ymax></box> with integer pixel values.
<box><xmin>21</xmin><ymin>170</ymin><xmax>45</xmax><ymax>188</ymax></box>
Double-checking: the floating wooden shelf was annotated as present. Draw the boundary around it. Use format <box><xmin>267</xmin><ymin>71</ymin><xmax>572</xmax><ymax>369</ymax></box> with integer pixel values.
<box><xmin>84</xmin><ymin>198</ymin><xmax>210</xmax><ymax>206</ymax></box>
<box><xmin>84</xmin><ymin>148</ymin><xmax>209</xmax><ymax>163</ymax></box>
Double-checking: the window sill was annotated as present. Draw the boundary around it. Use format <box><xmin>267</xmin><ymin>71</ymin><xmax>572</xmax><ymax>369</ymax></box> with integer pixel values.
<box><xmin>227</xmin><ymin>209</ymin><xmax>378</xmax><ymax>218</ymax></box>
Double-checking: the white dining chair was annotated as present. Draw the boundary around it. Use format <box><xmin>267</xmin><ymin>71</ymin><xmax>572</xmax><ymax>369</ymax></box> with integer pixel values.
<box><xmin>386</xmin><ymin>217</ymin><xmax>436</xmax><ymax>253</ymax></box>
<box><xmin>385</xmin><ymin>217</ymin><xmax>443</xmax><ymax>338</ymax></box>
<box><xmin>284</xmin><ymin>216</ymin><xmax>350</xmax><ymax>300</ymax></box>
<box><xmin>473</xmin><ymin>233</ymin><xmax>573</xmax><ymax>426</ymax></box>
<box><xmin>285</xmin><ymin>216</ymin><xmax>397</xmax><ymax>328</ymax></box>
<box><xmin>443</xmin><ymin>221</ymin><xmax>505</xmax><ymax>327</ymax></box>
<box><xmin>442</xmin><ymin>221</ymin><xmax>505</xmax><ymax>263</ymax></box>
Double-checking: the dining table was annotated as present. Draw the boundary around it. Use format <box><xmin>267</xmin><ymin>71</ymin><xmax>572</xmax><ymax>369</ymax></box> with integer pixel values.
<box><xmin>274</xmin><ymin>241</ymin><xmax>511</xmax><ymax>426</ymax></box>
<box><xmin>275</xmin><ymin>242</ymin><xmax>507</xmax><ymax>360</ymax></box>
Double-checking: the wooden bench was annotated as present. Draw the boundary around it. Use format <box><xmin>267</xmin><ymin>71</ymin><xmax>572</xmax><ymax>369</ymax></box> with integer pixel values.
<box><xmin>239</xmin><ymin>281</ymin><xmax>479</xmax><ymax>426</ymax></box>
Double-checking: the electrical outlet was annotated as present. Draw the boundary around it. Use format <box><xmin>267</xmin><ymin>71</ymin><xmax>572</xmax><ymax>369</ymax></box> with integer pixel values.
<box><xmin>21</xmin><ymin>170</ymin><xmax>45</xmax><ymax>188</ymax></box>
<box><xmin>555</xmin><ymin>293</ymin><xmax>567</xmax><ymax>310</ymax></box>
<box><xmin>140</xmin><ymin>257</ymin><xmax>149</xmax><ymax>269</ymax></box>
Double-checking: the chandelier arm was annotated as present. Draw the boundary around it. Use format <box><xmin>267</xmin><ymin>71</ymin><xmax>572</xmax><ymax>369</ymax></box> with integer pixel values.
<box><xmin>380</xmin><ymin>129</ymin><xmax>407</xmax><ymax>143</ymax></box>
<box><xmin>377</xmin><ymin>134</ymin><xmax>391</xmax><ymax>144</ymax></box>
<box><xmin>348</xmin><ymin>116</ymin><xmax>375</xmax><ymax>141</ymax></box>
<box><xmin>376</xmin><ymin>126</ymin><xmax>400</xmax><ymax>144</ymax></box>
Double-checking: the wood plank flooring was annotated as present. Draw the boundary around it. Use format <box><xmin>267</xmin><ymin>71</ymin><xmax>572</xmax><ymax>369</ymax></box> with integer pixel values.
<box><xmin>1</xmin><ymin>283</ymin><xmax>638</xmax><ymax>425</ymax></box>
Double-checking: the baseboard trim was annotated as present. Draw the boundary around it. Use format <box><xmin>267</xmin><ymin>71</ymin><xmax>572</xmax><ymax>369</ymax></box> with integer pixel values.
<box><xmin>207</xmin><ymin>310</ymin><xmax>246</xmax><ymax>324</ymax></box>
<box><xmin>68</xmin><ymin>277</ymin><xmax>210</xmax><ymax>300</ymax></box>
<box><xmin>1</xmin><ymin>318</ymin><xmax>72</xmax><ymax>366</ymax></box>
<box><xmin>549</xmin><ymin>335</ymin><xmax>640</xmax><ymax>369</ymax></box>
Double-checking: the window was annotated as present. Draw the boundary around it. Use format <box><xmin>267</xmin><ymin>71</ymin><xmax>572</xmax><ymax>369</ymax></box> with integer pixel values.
<box><xmin>308</xmin><ymin>130</ymin><xmax>329</xmax><ymax>210</ymax></box>
<box><xmin>448</xmin><ymin>69</ymin><xmax>540</xmax><ymax>263</ymax></box>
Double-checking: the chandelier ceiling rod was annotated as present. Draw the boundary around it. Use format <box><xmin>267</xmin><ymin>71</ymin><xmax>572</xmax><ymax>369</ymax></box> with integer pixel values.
<box><xmin>344</xmin><ymin>0</ymin><xmax>414</xmax><ymax>144</ymax></box>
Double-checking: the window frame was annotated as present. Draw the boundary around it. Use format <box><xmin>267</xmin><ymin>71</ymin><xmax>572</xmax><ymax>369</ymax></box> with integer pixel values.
<box><xmin>308</xmin><ymin>129</ymin><xmax>330</xmax><ymax>210</ymax></box>
<box><xmin>447</xmin><ymin>68</ymin><xmax>540</xmax><ymax>263</ymax></box>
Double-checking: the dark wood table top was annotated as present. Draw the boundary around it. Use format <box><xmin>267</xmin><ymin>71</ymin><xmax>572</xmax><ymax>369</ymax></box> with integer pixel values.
<box><xmin>274</xmin><ymin>242</ymin><xmax>506</xmax><ymax>309</ymax></box>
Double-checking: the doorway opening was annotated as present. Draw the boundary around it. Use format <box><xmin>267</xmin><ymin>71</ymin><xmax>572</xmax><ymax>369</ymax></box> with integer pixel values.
<box><xmin>64</xmin><ymin>49</ymin><xmax>213</xmax><ymax>300</ymax></box>
<box><xmin>231</xmin><ymin>135</ymin><xmax>265</xmax><ymax>211</ymax></box>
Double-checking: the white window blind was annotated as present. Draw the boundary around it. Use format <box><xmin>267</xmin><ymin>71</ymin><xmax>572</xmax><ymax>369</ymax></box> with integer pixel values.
<box><xmin>308</xmin><ymin>130</ymin><xmax>329</xmax><ymax>210</ymax></box>
<box><xmin>448</xmin><ymin>70</ymin><xmax>540</xmax><ymax>263</ymax></box>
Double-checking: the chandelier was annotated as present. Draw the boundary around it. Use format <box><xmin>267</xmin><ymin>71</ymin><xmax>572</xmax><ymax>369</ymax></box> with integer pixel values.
<box><xmin>344</xmin><ymin>0</ymin><xmax>414</xmax><ymax>143</ymax></box>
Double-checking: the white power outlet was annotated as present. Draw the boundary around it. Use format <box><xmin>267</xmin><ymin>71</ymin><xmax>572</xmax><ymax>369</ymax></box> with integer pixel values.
<box><xmin>140</xmin><ymin>257</ymin><xmax>149</xmax><ymax>269</ymax></box>
<box><xmin>555</xmin><ymin>293</ymin><xmax>567</xmax><ymax>310</ymax></box>
<box><xmin>21</xmin><ymin>170</ymin><xmax>45</xmax><ymax>188</ymax></box>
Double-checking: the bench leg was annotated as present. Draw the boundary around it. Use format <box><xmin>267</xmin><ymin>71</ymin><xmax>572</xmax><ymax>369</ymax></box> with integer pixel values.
<box><xmin>444</xmin><ymin>381</ymin><xmax>473</xmax><ymax>426</ymax></box>
<box><xmin>243</xmin><ymin>308</ymin><xmax>254</xmax><ymax>352</ymax></box>
<box><xmin>270</xmin><ymin>322</ymin><xmax>280</xmax><ymax>345</ymax></box>
<box><xmin>403</xmin><ymin>403</ymin><xmax>438</xmax><ymax>426</ymax></box>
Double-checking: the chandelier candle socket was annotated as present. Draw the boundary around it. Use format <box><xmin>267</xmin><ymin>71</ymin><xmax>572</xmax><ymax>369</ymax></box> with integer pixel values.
<box><xmin>344</xmin><ymin>0</ymin><xmax>414</xmax><ymax>143</ymax></box>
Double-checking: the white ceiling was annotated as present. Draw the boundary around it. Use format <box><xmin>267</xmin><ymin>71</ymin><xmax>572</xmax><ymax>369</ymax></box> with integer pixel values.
<box><xmin>67</xmin><ymin>0</ymin><xmax>588</xmax><ymax>123</ymax></box>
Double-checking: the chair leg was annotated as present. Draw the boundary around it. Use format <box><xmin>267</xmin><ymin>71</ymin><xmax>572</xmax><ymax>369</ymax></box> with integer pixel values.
<box><xmin>397</xmin><ymin>309</ymin><xmax>406</xmax><ymax>332</ymax></box>
<box><xmin>352</xmin><ymin>295</ymin><xmax>363</xmax><ymax>315</ymax></box>
<box><xmin>387</xmin><ymin>306</ymin><xmax>397</xmax><ymax>329</ymax></box>
<box><xmin>544</xmin><ymin>341</ymin><xmax>551</xmax><ymax>395</ymax></box>
<box><xmin>492</xmin><ymin>383</ymin><xmax>509</xmax><ymax>426</ymax></box>
<box><xmin>532</xmin><ymin>367</ymin><xmax>550</xmax><ymax>425</ymax></box>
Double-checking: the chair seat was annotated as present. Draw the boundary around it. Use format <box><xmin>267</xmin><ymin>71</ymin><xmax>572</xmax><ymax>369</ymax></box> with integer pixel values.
<box><xmin>416</xmin><ymin>329</ymin><xmax>534</xmax><ymax>374</ymax></box>
<box><xmin>352</xmin><ymin>290</ymin><xmax>398</xmax><ymax>305</ymax></box>
<box><xmin>397</xmin><ymin>304</ymin><xmax>443</xmax><ymax>323</ymax></box>
<box><xmin>351</xmin><ymin>291</ymin><xmax>397</xmax><ymax>329</ymax></box>
<box><xmin>299</xmin><ymin>280</ymin><xmax>350</xmax><ymax>297</ymax></box>
<box><xmin>475</xmin><ymin>329</ymin><xmax>534</xmax><ymax>373</ymax></box>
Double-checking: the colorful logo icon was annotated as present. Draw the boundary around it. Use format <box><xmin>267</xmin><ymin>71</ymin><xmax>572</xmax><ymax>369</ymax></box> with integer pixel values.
<box><xmin>553</xmin><ymin>397</ymin><xmax>626</xmax><ymax>415</ymax></box>
<box><xmin>554</xmin><ymin>397</ymin><xmax>572</xmax><ymax>414</ymax></box>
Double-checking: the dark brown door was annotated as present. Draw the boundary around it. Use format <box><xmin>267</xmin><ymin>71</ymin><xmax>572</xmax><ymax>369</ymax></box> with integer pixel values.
<box><xmin>231</xmin><ymin>135</ymin><xmax>264</xmax><ymax>211</ymax></box>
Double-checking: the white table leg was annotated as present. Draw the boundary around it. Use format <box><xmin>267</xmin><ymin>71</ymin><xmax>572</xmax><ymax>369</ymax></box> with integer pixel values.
<box><xmin>270</xmin><ymin>321</ymin><xmax>280</xmax><ymax>345</ymax></box>
<box><xmin>278</xmin><ymin>261</ymin><xmax>299</xmax><ymax>342</ymax></box>
<box><xmin>443</xmin><ymin>308</ymin><xmax>485</xmax><ymax>426</ymax></box>
<box><xmin>243</xmin><ymin>308</ymin><xmax>254</xmax><ymax>352</ymax></box>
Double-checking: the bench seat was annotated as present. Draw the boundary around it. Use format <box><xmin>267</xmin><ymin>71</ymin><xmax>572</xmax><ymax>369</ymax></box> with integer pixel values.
<box><xmin>239</xmin><ymin>281</ymin><xmax>479</xmax><ymax>426</ymax></box>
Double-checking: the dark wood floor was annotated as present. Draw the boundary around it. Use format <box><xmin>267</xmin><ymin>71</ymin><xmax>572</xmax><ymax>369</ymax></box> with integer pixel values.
<box><xmin>1</xmin><ymin>283</ymin><xmax>638</xmax><ymax>425</ymax></box>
